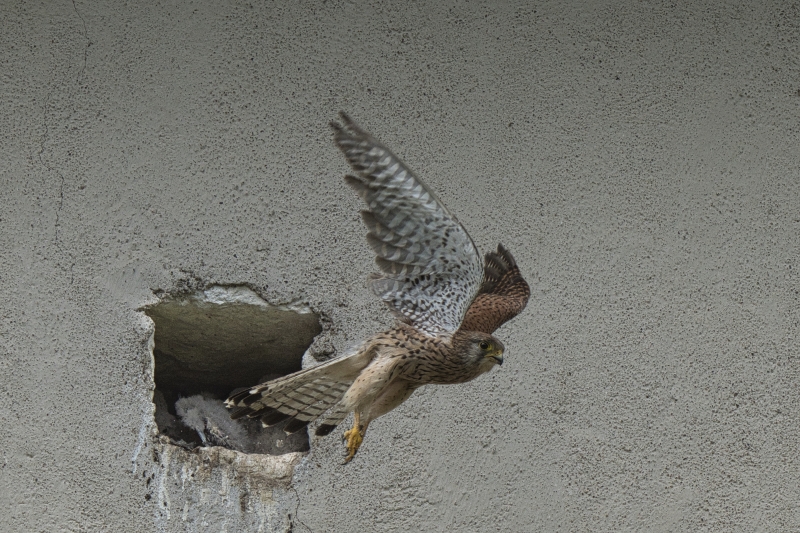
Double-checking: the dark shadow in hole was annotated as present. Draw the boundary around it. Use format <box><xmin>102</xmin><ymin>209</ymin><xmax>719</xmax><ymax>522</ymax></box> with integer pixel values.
<box><xmin>143</xmin><ymin>286</ymin><xmax>321</xmax><ymax>455</ymax></box>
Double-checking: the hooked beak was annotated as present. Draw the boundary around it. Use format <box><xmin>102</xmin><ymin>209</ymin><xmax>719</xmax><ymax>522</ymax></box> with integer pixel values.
<box><xmin>489</xmin><ymin>350</ymin><xmax>504</xmax><ymax>366</ymax></box>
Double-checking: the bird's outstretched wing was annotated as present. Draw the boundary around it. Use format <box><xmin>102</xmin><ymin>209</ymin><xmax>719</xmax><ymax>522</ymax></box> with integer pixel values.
<box><xmin>459</xmin><ymin>244</ymin><xmax>530</xmax><ymax>334</ymax></box>
<box><xmin>331</xmin><ymin>112</ymin><xmax>484</xmax><ymax>337</ymax></box>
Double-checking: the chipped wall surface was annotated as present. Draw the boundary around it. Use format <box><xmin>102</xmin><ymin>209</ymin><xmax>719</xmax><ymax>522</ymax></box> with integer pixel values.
<box><xmin>146</xmin><ymin>286</ymin><xmax>314</xmax><ymax>454</ymax></box>
<box><xmin>145</xmin><ymin>286</ymin><xmax>319</xmax><ymax>395</ymax></box>
<box><xmin>2</xmin><ymin>1</ymin><xmax>799</xmax><ymax>531</ymax></box>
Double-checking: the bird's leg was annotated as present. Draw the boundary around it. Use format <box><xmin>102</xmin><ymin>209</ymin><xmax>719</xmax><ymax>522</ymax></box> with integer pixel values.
<box><xmin>342</xmin><ymin>412</ymin><xmax>365</xmax><ymax>463</ymax></box>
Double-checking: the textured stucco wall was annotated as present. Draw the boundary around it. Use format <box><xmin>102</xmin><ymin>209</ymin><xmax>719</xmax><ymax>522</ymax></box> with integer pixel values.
<box><xmin>2</xmin><ymin>1</ymin><xmax>799</xmax><ymax>531</ymax></box>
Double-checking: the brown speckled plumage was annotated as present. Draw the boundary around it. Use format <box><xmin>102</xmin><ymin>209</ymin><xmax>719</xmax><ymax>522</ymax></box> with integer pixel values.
<box><xmin>227</xmin><ymin>113</ymin><xmax>529</xmax><ymax>461</ymax></box>
<box><xmin>460</xmin><ymin>244</ymin><xmax>530</xmax><ymax>334</ymax></box>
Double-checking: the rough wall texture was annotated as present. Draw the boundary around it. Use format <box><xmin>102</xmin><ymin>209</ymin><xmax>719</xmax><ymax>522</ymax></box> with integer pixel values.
<box><xmin>2</xmin><ymin>0</ymin><xmax>799</xmax><ymax>531</ymax></box>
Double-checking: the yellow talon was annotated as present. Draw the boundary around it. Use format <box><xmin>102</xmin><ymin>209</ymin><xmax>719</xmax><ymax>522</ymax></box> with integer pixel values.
<box><xmin>342</xmin><ymin>413</ymin><xmax>364</xmax><ymax>463</ymax></box>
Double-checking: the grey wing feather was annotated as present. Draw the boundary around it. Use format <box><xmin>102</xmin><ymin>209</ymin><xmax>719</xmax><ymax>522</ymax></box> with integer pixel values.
<box><xmin>331</xmin><ymin>113</ymin><xmax>484</xmax><ymax>337</ymax></box>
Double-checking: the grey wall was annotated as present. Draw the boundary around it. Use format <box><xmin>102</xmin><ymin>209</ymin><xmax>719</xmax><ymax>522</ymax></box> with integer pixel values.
<box><xmin>2</xmin><ymin>0</ymin><xmax>799</xmax><ymax>531</ymax></box>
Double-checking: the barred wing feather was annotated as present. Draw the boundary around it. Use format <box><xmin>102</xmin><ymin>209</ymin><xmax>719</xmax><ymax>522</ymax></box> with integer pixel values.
<box><xmin>331</xmin><ymin>113</ymin><xmax>484</xmax><ymax>337</ymax></box>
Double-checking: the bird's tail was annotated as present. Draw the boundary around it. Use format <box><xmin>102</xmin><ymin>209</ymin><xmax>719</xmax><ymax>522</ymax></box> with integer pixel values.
<box><xmin>227</xmin><ymin>371</ymin><xmax>352</xmax><ymax>434</ymax></box>
<box><xmin>226</xmin><ymin>345</ymin><xmax>372</xmax><ymax>434</ymax></box>
<box><xmin>312</xmin><ymin>405</ymin><xmax>352</xmax><ymax>437</ymax></box>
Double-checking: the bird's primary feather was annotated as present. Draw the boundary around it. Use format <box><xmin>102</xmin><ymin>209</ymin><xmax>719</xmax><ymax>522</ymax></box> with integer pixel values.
<box><xmin>332</xmin><ymin>113</ymin><xmax>484</xmax><ymax>338</ymax></box>
<box><xmin>459</xmin><ymin>244</ymin><xmax>530</xmax><ymax>334</ymax></box>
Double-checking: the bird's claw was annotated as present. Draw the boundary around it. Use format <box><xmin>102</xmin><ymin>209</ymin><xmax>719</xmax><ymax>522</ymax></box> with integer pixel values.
<box><xmin>342</xmin><ymin>425</ymin><xmax>363</xmax><ymax>463</ymax></box>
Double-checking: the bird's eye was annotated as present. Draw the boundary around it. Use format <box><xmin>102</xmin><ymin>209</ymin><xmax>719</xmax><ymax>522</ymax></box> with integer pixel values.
<box><xmin>479</xmin><ymin>341</ymin><xmax>490</xmax><ymax>350</ymax></box>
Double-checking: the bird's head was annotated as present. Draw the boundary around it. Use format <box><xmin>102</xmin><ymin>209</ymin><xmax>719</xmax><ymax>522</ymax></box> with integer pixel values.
<box><xmin>462</xmin><ymin>332</ymin><xmax>505</xmax><ymax>371</ymax></box>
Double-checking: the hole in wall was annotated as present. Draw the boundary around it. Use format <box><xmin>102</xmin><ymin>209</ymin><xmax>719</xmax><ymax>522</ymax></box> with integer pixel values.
<box><xmin>143</xmin><ymin>285</ymin><xmax>322</xmax><ymax>455</ymax></box>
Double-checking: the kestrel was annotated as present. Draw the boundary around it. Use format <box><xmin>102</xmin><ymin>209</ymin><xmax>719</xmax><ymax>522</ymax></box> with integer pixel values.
<box><xmin>226</xmin><ymin>113</ymin><xmax>530</xmax><ymax>462</ymax></box>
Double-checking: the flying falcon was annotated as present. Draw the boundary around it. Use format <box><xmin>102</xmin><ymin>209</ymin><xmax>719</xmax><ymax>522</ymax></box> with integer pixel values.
<box><xmin>226</xmin><ymin>113</ymin><xmax>530</xmax><ymax>462</ymax></box>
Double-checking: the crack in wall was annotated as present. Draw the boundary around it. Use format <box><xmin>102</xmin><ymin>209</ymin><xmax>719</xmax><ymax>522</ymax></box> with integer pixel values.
<box><xmin>35</xmin><ymin>89</ymin><xmax>66</xmax><ymax>248</ymax></box>
<box><xmin>71</xmin><ymin>0</ymin><xmax>91</xmax><ymax>84</ymax></box>
<box><xmin>288</xmin><ymin>487</ymin><xmax>314</xmax><ymax>533</ymax></box>
<box><xmin>35</xmin><ymin>2</ymin><xmax>92</xmax><ymax>250</ymax></box>
<box><xmin>36</xmin><ymin>90</ymin><xmax>52</xmax><ymax>174</ymax></box>
<box><xmin>55</xmin><ymin>174</ymin><xmax>65</xmax><ymax>245</ymax></box>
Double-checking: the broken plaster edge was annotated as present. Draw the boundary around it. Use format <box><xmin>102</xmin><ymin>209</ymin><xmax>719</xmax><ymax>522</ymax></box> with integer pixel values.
<box><xmin>131</xmin><ymin>320</ymin><xmax>158</xmax><ymax>474</ymax></box>
<box><xmin>156</xmin><ymin>436</ymin><xmax>305</xmax><ymax>489</ymax></box>
<box><xmin>138</xmin><ymin>285</ymin><xmax>315</xmax><ymax>315</ymax></box>
<box><xmin>133</xmin><ymin>289</ymin><xmax>311</xmax><ymax>487</ymax></box>
<box><xmin>195</xmin><ymin>285</ymin><xmax>315</xmax><ymax>314</ymax></box>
